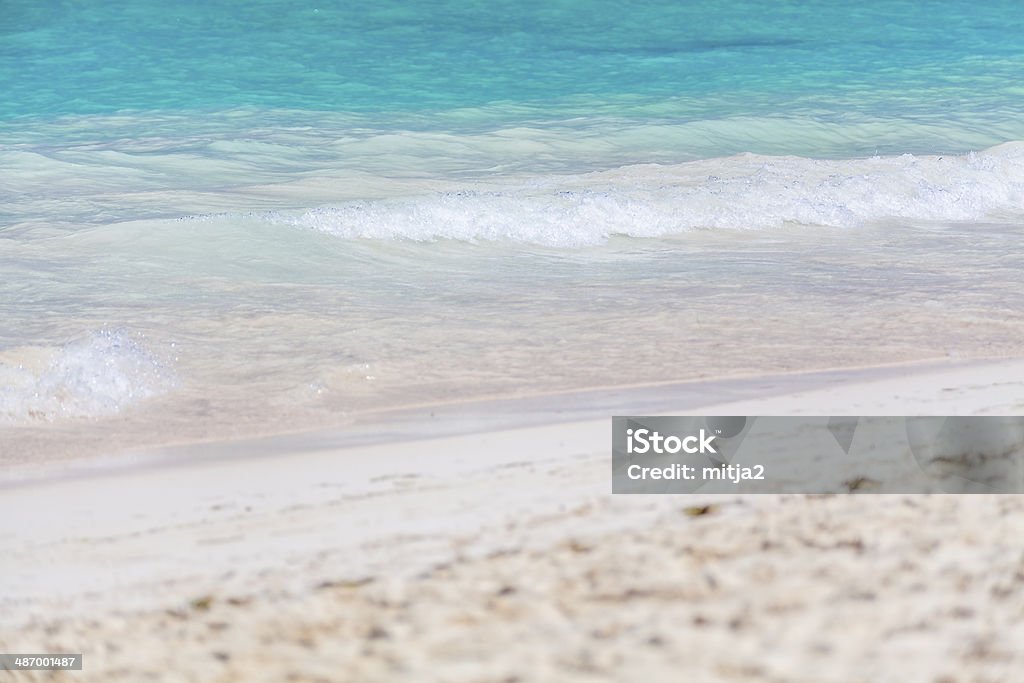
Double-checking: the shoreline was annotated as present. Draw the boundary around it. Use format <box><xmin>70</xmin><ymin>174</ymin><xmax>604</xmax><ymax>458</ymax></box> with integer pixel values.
<box><xmin>2</xmin><ymin>356</ymin><xmax>1024</xmax><ymax>679</ymax></box>
<box><xmin>4</xmin><ymin>358</ymin><xmax>1024</xmax><ymax>600</ymax></box>
<box><xmin>3</xmin><ymin>355</ymin><xmax>1022</xmax><ymax>486</ymax></box>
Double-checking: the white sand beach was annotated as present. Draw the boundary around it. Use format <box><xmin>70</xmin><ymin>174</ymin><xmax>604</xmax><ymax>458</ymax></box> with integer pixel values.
<box><xmin>6</xmin><ymin>1</ymin><xmax>1024</xmax><ymax>680</ymax></box>
<box><xmin>3</xmin><ymin>358</ymin><xmax>1024</xmax><ymax>682</ymax></box>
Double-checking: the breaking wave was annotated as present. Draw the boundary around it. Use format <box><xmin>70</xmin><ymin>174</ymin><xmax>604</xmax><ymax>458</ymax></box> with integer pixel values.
<box><xmin>193</xmin><ymin>143</ymin><xmax>1024</xmax><ymax>247</ymax></box>
<box><xmin>0</xmin><ymin>328</ymin><xmax>176</xmax><ymax>423</ymax></box>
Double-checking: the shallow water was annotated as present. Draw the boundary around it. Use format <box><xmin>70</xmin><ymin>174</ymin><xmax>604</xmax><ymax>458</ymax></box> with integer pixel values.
<box><xmin>2</xmin><ymin>1</ymin><xmax>1023</xmax><ymax>460</ymax></box>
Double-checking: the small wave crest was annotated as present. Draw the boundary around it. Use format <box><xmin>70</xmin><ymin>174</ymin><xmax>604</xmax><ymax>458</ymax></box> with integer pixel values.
<box><xmin>217</xmin><ymin>143</ymin><xmax>1024</xmax><ymax>247</ymax></box>
<box><xmin>0</xmin><ymin>328</ymin><xmax>176</xmax><ymax>424</ymax></box>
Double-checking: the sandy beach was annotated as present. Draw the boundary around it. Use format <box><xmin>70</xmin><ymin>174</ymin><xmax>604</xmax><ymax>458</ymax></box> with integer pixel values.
<box><xmin>3</xmin><ymin>359</ymin><xmax>1024</xmax><ymax>682</ymax></box>
<box><xmin>5</xmin><ymin>2</ymin><xmax>1024</xmax><ymax>680</ymax></box>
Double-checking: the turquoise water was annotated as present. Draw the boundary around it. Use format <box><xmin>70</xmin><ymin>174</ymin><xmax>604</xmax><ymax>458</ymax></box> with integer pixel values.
<box><xmin>2</xmin><ymin>1</ymin><xmax>1024</xmax><ymax>458</ymax></box>
<box><xmin>4</xmin><ymin>1</ymin><xmax>1024</xmax><ymax>152</ymax></box>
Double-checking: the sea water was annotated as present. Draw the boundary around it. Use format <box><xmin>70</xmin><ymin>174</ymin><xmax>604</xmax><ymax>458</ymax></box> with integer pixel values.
<box><xmin>2</xmin><ymin>1</ymin><xmax>1024</xmax><ymax>460</ymax></box>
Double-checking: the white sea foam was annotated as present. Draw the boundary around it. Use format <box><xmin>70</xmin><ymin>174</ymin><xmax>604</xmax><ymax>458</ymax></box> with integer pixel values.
<box><xmin>0</xmin><ymin>329</ymin><xmax>176</xmax><ymax>423</ymax></box>
<box><xmin>242</xmin><ymin>143</ymin><xmax>1024</xmax><ymax>247</ymax></box>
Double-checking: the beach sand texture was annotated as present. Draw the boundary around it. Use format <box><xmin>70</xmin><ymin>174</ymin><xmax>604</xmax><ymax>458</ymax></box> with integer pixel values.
<box><xmin>3</xmin><ymin>360</ymin><xmax>1024</xmax><ymax>682</ymax></box>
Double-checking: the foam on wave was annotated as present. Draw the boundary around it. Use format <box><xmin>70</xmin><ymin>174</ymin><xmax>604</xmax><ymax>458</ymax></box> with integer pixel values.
<box><xmin>0</xmin><ymin>328</ymin><xmax>176</xmax><ymax>424</ymax></box>
<box><xmin>231</xmin><ymin>143</ymin><xmax>1024</xmax><ymax>247</ymax></box>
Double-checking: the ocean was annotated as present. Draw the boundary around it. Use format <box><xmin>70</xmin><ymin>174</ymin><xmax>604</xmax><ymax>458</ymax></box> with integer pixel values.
<box><xmin>2</xmin><ymin>0</ymin><xmax>1023</xmax><ymax>460</ymax></box>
